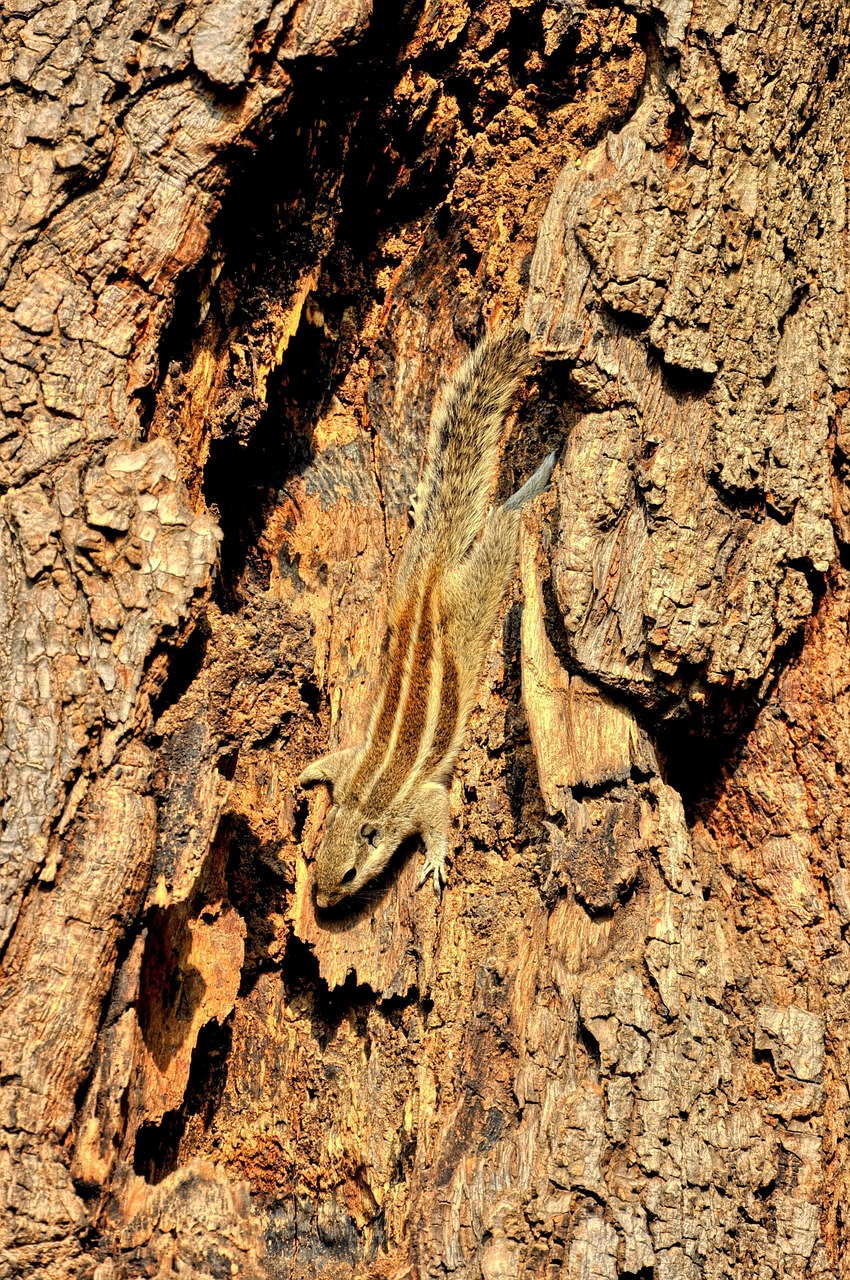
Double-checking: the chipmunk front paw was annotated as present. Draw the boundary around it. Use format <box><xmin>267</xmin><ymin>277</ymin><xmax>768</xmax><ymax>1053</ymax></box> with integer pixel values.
<box><xmin>418</xmin><ymin>847</ymin><xmax>447</xmax><ymax>896</ymax></box>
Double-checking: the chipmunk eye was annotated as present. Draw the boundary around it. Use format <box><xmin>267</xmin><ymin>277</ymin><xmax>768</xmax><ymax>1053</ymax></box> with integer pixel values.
<box><xmin>360</xmin><ymin>823</ymin><xmax>379</xmax><ymax>845</ymax></box>
<box><xmin>341</xmin><ymin>866</ymin><xmax>357</xmax><ymax>884</ymax></box>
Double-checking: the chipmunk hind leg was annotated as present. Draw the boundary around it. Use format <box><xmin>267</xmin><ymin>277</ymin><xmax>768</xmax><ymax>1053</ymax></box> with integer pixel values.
<box><xmin>503</xmin><ymin>450</ymin><xmax>556</xmax><ymax>511</ymax></box>
<box><xmin>445</xmin><ymin>448</ymin><xmax>554</xmax><ymax>656</ymax></box>
<box><xmin>448</xmin><ymin>506</ymin><xmax>521</xmax><ymax>662</ymax></box>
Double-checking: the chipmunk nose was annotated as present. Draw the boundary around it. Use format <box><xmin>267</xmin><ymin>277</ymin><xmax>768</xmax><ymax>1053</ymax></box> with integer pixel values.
<box><xmin>316</xmin><ymin>891</ymin><xmax>329</xmax><ymax>909</ymax></box>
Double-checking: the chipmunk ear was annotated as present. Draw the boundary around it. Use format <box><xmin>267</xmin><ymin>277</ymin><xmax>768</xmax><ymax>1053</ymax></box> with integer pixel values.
<box><xmin>299</xmin><ymin>747</ymin><xmax>356</xmax><ymax>789</ymax></box>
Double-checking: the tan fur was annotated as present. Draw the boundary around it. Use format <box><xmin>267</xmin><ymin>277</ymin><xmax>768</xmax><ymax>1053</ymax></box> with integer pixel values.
<box><xmin>300</xmin><ymin>327</ymin><xmax>555</xmax><ymax>908</ymax></box>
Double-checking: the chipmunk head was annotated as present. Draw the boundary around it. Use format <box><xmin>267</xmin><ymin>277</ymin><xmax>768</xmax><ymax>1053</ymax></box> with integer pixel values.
<box><xmin>314</xmin><ymin>801</ymin><xmax>409</xmax><ymax>909</ymax></box>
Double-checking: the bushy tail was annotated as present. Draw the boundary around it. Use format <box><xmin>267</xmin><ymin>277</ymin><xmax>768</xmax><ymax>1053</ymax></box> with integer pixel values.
<box><xmin>417</xmin><ymin>327</ymin><xmax>530</xmax><ymax>564</ymax></box>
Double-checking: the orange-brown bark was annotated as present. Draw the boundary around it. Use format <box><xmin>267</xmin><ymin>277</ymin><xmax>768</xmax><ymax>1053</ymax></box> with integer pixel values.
<box><xmin>2</xmin><ymin>0</ymin><xmax>850</xmax><ymax>1277</ymax></box>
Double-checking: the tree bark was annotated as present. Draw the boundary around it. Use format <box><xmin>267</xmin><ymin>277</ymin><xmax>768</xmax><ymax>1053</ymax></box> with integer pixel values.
<box><xmin>2</xmin><ymin>0</ymin><xmax>849</xmax><ymax>1277</ymax></box>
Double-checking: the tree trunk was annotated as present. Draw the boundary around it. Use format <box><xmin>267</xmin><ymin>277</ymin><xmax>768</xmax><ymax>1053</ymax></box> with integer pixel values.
<box><xmin>2</xmin><ymin>0</ymin><xmax>849</xmax><ymax>1276</ymax></box>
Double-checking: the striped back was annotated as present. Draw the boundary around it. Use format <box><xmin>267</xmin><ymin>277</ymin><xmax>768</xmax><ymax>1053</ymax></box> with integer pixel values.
<box><xmin>343</xmin><ymin>567</ymin><xmax>467</xmax><ymax>818</ymax></box>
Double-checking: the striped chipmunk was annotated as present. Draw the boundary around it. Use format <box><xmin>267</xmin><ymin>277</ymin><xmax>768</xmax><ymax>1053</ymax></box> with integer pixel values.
<box><xmin>299</xmin><ymin>326</ymin><xmax>556</xmax><ymax>910</ymax></box>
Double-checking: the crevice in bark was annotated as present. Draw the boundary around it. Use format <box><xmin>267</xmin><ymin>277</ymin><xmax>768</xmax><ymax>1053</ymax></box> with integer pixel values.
<box><xmin>658</xmin><ymin>584</ymin><xmax>825</xmax><ymax>825</ymax></box>
<box><xmin>149</xmin><ymin>615</ymin><xmax>211</xmax><ymax>727</ymax></box>
<box><xmin>298</xmin><ymin>677</ymin><xmax>322</xmax><ymax>715</ymax></box>
<box><xmin>134</xmin><ymin>1107</ymin><xmax>185</xmax><ymax>1185</ymax></box>
<box><xmin>657</xmin><ymin>710</ymin><xmax>760</xmax><ymax>825</ymax></box>
<box><xmin>221</xmin><ymin>812</ymin><xmax>289</xmax><ymax>997</ymax></box>
<box><xmin>576</xmin><ymin>1015</ymin><xmax>602</xmax><ymax>1082</ymax></box>
<box><xmin>648</xmin><ymin>354</ymin><xmax>717</xmax><ymax>395</ymax></box>
<box><xmin>204</xmin><ymin>374</ymin><xmax>314</xmax><ymax>611</ymax></box>
<box><xmin>133</xmin><ymin>1015</ymin><xmax>234</xmax><ymax>1185</ymax></box>
<box><xmin>153</xmin><ymin>9</ymin><xmax>427</xmax><ymax>605</ymax></box>
<box><xmin>277</xmin><ymin>930</ymin><xmax>425</xmax><ymax>1046</ymax></box>
<box><xmin>137</xmin><ymin>902</ymin><xmax>209</xmax><ymax>1071</ymax></box>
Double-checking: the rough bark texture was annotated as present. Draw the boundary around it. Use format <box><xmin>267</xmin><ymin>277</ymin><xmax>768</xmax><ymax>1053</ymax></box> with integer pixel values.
<box><xmin>2</xmin><ymin>0</ymin><xmax>850</xmax><ymax>1276</ymax></box>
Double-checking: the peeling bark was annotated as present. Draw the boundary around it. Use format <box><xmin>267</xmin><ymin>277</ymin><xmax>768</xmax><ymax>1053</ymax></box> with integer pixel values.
<box><xmin>2</xmin><ymin>0</ymin><xmax>850</xmax><ymax>1277</ymax></box>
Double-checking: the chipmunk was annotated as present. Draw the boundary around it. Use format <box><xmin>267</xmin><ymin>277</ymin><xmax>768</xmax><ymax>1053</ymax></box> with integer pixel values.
<box><xmin>299</xmin><ymin>327</ymin><xmax>555</xmax><ymax>909</ymax></box>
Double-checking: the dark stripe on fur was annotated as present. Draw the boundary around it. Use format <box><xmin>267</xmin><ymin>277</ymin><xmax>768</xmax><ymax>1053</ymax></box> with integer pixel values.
<box><xmin>365</xmin><ymin>575</ymin><xmax>436</xmax><ymax>814</ymax></box>
<box><xmin>350</xmin><ymin>597</ymin><xmax>416</xmax><ymax>798</ymax></box>
<box><xmin>424</xmin><ymin>646</ymin><xmax>460</xmax><ymax>779</ymax></box>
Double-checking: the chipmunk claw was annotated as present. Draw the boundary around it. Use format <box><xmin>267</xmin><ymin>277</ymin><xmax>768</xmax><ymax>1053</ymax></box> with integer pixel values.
<box><xmin>418</xmin><ymin>849</ymin><xmax>447</xmax><ymax>896</ymax></box>
<box><xmin>409</xmin><ymin>480</ymin><xmax>426</xmax><ymax>522</ymax></box>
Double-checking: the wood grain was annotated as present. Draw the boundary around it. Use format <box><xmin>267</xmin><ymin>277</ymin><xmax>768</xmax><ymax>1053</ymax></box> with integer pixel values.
<box><xmin>2</xmin><ymin>0</ymin><xmax>850</xmax><ymax>1276</ymax></box>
